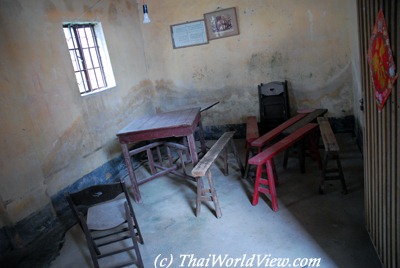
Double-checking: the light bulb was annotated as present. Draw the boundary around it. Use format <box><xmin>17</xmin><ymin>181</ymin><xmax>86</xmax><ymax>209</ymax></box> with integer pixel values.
<box><xmin>143</xmin><ymin>4</ymin><xmax>150</xmax><ymax>24</ymax></box>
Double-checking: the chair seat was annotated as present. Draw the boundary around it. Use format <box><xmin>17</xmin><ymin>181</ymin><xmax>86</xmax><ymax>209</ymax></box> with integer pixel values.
<box><xmin>87</xmin><ymin>197</ymin><xmax>126</xmax><ymax>230</ymax></box>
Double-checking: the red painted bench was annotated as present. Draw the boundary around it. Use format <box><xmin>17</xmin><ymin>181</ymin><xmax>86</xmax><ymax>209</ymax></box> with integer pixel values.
<box><xmin>251</xmin><ymin>113</ymin><xmax>308</xmax><ymax>151</ymax></box>
<box><xmin>244</xmin><ymin>113</ymin><xmax>308</xmax><ymax>179</ymax></box>
<box><xmin>244</xmin><ymin>116</ymin><xmax>259</xmax><ymax>177</ymax></box>
<box><xmin>248</xmin><ymin>123</ymin><xmax>321</xmax><ymax>211</ymax></box>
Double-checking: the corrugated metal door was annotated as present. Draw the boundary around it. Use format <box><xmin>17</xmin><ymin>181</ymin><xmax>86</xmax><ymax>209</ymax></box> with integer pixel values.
<box><xmin>357</xmin><ymin>1</ymin><xmax>399</xmax><ymax>267</ymax></box>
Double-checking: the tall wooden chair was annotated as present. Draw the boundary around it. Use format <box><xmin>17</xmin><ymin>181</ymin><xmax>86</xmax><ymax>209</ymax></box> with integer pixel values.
<box><xmin>65</xmin><ymin>180</ymin><xmax>144</xmax><ymax>268</ymax></box>
<box><xmin>258</xmin><ymin>81</ymin><xmax>290</xmax><ymax>134</ymax></box>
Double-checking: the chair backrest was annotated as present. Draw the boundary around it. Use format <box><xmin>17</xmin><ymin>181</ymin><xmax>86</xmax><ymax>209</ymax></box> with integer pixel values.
<box><xmin>65</xmin><ymin>180</ymin><xmax>144</xmax><ymax>267</ymax></box>
<box><xmin>66</xmin><ymin>181</ymin><xmax>133</xmax><ymax>221</ymax></box>
<box><xmin>258</xmin><ymin>81</ymin><xmax>290</xmax><ymax>134</ymax></box>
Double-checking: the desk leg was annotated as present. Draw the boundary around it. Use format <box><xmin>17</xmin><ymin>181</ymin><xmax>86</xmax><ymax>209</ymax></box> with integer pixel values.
<box><xmin>121</xmin><ymin>143</ymin><xmax>142</xmax><ymax>203</ymax></box>
<box><xmin>187</xmin><ymin>134</ymin><xmax>198</xmax><ymax>165</ymax></box>
<box><xmin>197</xmin><ymin>118</ymin><xmax>207</xmax><ymax>155</ymax></box>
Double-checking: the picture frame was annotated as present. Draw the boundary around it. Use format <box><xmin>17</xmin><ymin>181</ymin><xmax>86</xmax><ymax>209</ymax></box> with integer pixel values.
<box><xmin>203</xmin><ymin>7</ymin><xmax>239</xmax><ymax>41</ymax></box>
<box><xmin>170</xmin><ymin>20</ymin><xmax>208</xmax><ymax>49</ymax></box>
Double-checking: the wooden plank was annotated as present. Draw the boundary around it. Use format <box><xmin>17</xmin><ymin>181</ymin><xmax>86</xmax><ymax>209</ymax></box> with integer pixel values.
<box><xmin>251</xmin><ymin>113</ymin><xmax>308</xmax><ymax>148</ymax></box>
<box><xmin>282</xmin><ymin>109</ymin><xmax>327</xmax><ymax>135</ymax></box>
<box><xmin>248</xmin><ymin>123</ymin><xmax>318</xmax><ymax>166</ymax></box>
<box><xmin>317</xmin><ymin>117</ymin><xmax>339</xmax><ymax>152</ymax></box>
<box><xmin>192</xmin><ymin>132</ymin><xmax>235</xmax><ymax>177</ymax></box>
<box><xmin>246</xmin><ymin>116</ymin><xmax>259</xmax><ymax>144</ymax></box>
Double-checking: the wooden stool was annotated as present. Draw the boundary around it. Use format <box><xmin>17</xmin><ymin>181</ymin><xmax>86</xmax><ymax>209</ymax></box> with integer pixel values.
<box><xmin>317</xmin><ymin>117</ymin><xmax>347</xmax><ymax>194</ymax></box>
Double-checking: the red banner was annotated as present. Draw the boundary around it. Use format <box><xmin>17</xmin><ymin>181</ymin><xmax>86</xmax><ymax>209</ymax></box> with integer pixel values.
<box><xmin>367</xmin><ymin>10</ymin><xmax>397</xmax><ymax>112</ymax></box>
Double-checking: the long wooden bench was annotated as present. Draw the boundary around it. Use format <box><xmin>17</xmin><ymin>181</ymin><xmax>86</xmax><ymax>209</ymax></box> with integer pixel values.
<box><xmin>282</xmin><ymin>109</ymin><xmax>327</xmax><ymax>172</ymax></box>
<box><xmin>317</xmin><ymin>117</ymin><xmax>347</xmax><ymax>194</ymax></box>
<box><xmin>191</xmin><ymin>131</ymin><xmax>244</xmax><ymax>218</ymax></box>
<box><xmin>244</xmin><ymin>113</ymin><xmax>308</xmax><ymax>180</ymax></box>
<box><xmin>248</xmin><ymin>123</ymin><xmax>321</xmax><ymax>211</ymax></box>
<box><xmin>244</xmin><ymin>116</ymin><xmax>260</xmax><ymax>178</ymax></box>
<box><xmin>251</xmin><ymin>113</ymin><xmax>308</xmax><ymax>151</ymax></box>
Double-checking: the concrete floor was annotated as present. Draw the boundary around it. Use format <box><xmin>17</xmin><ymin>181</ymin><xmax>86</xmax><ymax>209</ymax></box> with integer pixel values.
<box><xmin>49</xmin><ymin>133</ymin><xmax>382</xmax><ymax>268</ymax></box>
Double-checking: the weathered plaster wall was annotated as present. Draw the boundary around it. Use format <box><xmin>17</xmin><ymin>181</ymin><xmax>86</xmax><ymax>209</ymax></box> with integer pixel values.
<box><xmin>347</xmin><ymin>1</ymin><xmax>364</xmax><ymax>149</ymax></box>
<box><xmin>0</xmin><ymin>0</ymin><xmax>153</xmax><ymax>225</ymax></box>
<box><xmin>143</xmin><ymin>0</ymin><xmax>355</xmax><ymax>127</ymax></box>
<box><xmin>0</xmin><ymin>0</ymin><xmax>360</xmax><ymax>234</ymax></box>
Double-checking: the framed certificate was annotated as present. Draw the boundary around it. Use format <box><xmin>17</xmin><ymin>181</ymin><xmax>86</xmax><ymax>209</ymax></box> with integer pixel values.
<box><xmin>170</xmin><ymin>20</ymin><xmax>208</xmax><ymax>49</ymax></box>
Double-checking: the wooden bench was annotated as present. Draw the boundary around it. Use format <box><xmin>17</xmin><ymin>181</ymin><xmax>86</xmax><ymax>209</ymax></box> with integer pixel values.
<box><xmin>244</xmin><ymin>113</ymin><xmax>308</xmax><ymax>180</ymax></box>
<box><xmin>251</xmin><ymin>113</ymin><xmax>308</xmax><ymax>151</ymax></box>
<box><xmin>282</xmin><ymin>109</ymin><xmax>327</xmax><ymax>172</ymax></box>
<box><xmin>317</xmin><ymin>117</ymin><xmax>347</xmax><ymax>194</ymax></box>
<box><xmin>248</xmin><ymin>123</ymin><xmax>321</xmax><ymax>211</ymax></box>
<box><xmin>244</xmin><ymin>116</ymin><xmax>260</xmax><ymax>178</ymax></box>
<box><xmin>191</xmin><ymin>131</ymin><xmax>244</xmax><ymax>218</ymax></box>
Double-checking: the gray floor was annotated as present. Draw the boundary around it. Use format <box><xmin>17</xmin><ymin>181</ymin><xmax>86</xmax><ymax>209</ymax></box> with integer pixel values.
<box><xmin>50</xmin><ymin>134</ymin><xmax>383</xmax><ymax>268</ymax></box>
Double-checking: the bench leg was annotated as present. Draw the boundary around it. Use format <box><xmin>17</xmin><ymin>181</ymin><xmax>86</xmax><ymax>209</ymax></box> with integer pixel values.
<box><xmin>195</xmin><ymin>171</ymin><xmax>222</xmax><ymax>218</ymax></box>
<box><xmin>298</xmin><ymin>141</ymin><xmax>306</xmax><ymax>173</ymax></box>
<box><xmin>319</xmin><ymin>153</ymin><xmax>330</xmax><ymax>194</ymax></box>
<box><xmin>230</xmin><ymin>139</ymin><xmax>245</xmax><ymax>176</ymax></box>
<box><xmin>308</xmin><ymin>130</ymin><xmax>322</xmax><ymax>169</ymax></box>
<box><xmin>223</xmin><ymin>146</ymin><xmax>229</xmax><ymax>176</ymax></box>
<box><xmin>252</xmin><ymin>161</ymin><xmax>279</xmax><ymax>211</ymax></box>
<box><xmin>207</xmin><ymin>170</ymin><xmax>222</xmax><ymax>218</ymax></box>
<box><xmin>266</xmin><ymin>160</ymin><xmax>278</xmax><ymax>211</ymax></box>
<box><xmin>283</xmin><ymin>149</ymin><xmax>289</xmax><ymax>169</ymax></box>
<box><xmin>283</xmin><ymin>142</ymin><xmax>304</xmax><ymax>173</ymax></box>
<box><xmin>319</xmin><ymin>152</ymin><xmax>347</xmax><ymax>195</ymax></box>
<box><xmin>336</xmin><ymin>155</ymin><xmax>348</xmax><ymax>194</ymax></box>
<box><xmin>244</xmin><ymin>149</ymin><xmax>255</xmax><ymax>180</ymax></box>
<box><xmin>196</xmin><ymin>176</ymin><xmax>204</xmax><ymax>216</ymax></box>
<box><xmin>252</xmin><ymin>164</ymin><xmax>263</xmax><ymax>206</ymax></box>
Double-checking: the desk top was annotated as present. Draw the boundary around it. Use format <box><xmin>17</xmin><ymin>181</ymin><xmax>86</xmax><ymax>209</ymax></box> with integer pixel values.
<box><xmin>116</xmin><ymin>107</ymin><xmax>201</xmax><ymax>143</ymax></box>
<box><xmin>282</xmin><ymin>109</ymin><xmax>327</xmax><ymax>135</ymax></box>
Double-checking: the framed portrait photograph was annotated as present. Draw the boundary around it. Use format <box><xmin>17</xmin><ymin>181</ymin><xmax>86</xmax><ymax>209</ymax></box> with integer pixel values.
<box><xmin>204</xmin><ymin>7</ymin><xmax>239</xmax><ymax>41</ymax></box>
<box><xmin>170</xmin><ymin>20</ymin><xmax>208</xmax><ymax>49</ymax></box>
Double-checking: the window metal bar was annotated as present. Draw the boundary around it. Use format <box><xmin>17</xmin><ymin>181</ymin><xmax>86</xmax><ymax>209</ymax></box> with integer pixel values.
<box><xmin>63</xmin><ymin>23</ymin><xmax>108</xmax><ymax>94</ymax></box>
<box><xmin>75</xmin><ymin>25</ymin><xmax>92</xmax><ymax>93</ymax></box>
<box><xmin>90</xmin><ymin>27</ymin><xmax>107</xmax><ymax>89</ymax></box>
<box><xmin>68</xmin><ymin>26</ymin><xmax>88</xmax><ymax>93</ymax></box>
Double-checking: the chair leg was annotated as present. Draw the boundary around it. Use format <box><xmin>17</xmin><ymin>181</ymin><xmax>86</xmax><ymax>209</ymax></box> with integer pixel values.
<box><xmin>78</xmin><ymin>214</ymin><xmax>100</xmax><ymax>268</ymax></box>
<box><xmin>125</xmin><ymin>203</ymin><xmax>144</xmax><ymax>268</ymax></box>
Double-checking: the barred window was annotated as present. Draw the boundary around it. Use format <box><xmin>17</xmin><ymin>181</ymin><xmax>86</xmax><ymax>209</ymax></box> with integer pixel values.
<box><xmin>63</xmin><ymin>23</ymin><xmax>115</xmax><ymax>95</ymax></box>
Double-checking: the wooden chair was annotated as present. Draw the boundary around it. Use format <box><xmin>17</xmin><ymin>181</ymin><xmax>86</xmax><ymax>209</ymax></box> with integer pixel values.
<box><xmin>258</xmin><ymin>81</ymin><xmax>290</xmax><ymax>134</ymax></box>
<box><xmin>65</xmin><ymin>180</ymin><xmax>144</xmax><ymax>268</ymax></box>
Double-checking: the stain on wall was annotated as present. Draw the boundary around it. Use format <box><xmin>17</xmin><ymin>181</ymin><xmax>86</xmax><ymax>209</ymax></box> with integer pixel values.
<box><xmin>0</xmin><ymin>0</ymin><xmax>360</xmax><ymax>231</ymax></box>
<box><xmin>144</xmin><ymin>0</ymin><xmax>356</xmax><ymax>126</ymax></box>
<box><xmin>0</xmin><ymin>0</ymin><xmax>149</xmax><ymax>224</ymax></box>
